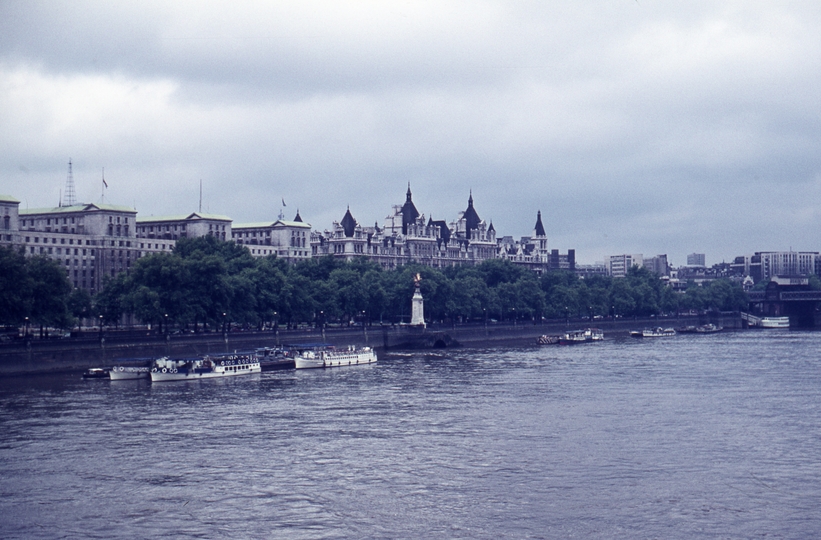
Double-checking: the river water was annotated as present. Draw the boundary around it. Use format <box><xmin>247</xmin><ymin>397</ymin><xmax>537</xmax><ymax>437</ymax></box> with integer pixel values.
<box><xmin>1</xmin><ymin>331</ymin><xmax>821</xmax><ymax>539</ymax></box>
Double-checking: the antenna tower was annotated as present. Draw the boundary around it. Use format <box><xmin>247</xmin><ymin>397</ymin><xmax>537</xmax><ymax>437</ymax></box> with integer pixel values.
<box><xmin>64</xmin><ymin>159</ymin><xmax>77</xmax><ymax>206</ymax></box>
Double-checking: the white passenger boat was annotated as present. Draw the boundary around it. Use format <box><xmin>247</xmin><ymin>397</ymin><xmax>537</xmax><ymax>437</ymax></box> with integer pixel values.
<box><xmin>109</xmin><ymin>365</ymin><xmax>152</xmax><ymax>380</ymax></box>
<box><xmin>150</xmin><ymin>353</ymin><xmax>261</xmax><ymax>382</ymax></box>
<box><xmin>294</xmin><ymin>345</ymin><xmax>377</xmax><ymax>369</ymax></box>
<box><xmin>759</xmin><ymin>317</ymin><xmax>790</xmax><ymax>328</ymax></box>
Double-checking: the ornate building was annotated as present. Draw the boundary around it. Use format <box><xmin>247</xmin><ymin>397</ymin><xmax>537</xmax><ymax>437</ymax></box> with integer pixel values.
<box><xmin>311</xmin><ymin>187</ymin><xmax>497</xmax><ymax>268</ymax></box>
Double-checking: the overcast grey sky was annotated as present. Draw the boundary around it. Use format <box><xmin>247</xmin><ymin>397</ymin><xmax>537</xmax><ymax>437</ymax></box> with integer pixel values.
<box><xmin>2</xmin><ymin>1</ymin><xmax>820</xmax><ymax>265</ymax></box>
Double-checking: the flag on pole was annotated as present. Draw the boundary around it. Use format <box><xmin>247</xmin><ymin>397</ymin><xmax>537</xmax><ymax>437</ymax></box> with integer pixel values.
<box><xmin>282</xmin><ymin>198</ymin><xmax>286</xmax><ymax>206</ymax></box>
<box><xmin>102</xmin><ymin>168</ymin><xmax>108</xmax><ymax>188</ymax></box>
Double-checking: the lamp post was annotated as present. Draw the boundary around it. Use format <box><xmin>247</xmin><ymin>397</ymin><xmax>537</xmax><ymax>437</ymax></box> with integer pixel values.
<box><xmin>222</xmin><ymin>312</ymin><xmax>227</xmax><ymax>335</ymax></box>
<box><xmin>512</xmin><ymin>307</ymin><xmax>516</xmax><ymax>328</ymax></box>
<box><xmin>565</xmin><ymin>306</ymin><xmax>569</xmax><ymax>326</ymax></box>
<box><xmin>320</xmin><ymin>310</ymin><xmax>325</xmax><ymax>340</ymax></box>
<box><xmin>483</xmin><ymin>308</ymin><xmax>487</xmax><ymax>332</ymax></box>
<box><xmin>24</xmin><ymin>316</ymin><xmax>29</xmax><ymax>339</ymax></box>
<box><xmin>98</xmin><ymin>314</ymin><xmax>103</xmax><ymax>341</ymax></box>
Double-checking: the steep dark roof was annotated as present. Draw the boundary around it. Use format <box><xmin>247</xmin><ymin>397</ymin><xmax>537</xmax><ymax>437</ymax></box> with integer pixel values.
<box><xmin>340</xmin><ymin>207</ymin><xmax>357</xmax><ymax>238</ymax></box>
<box><xmin>488</xmin><ymin>221</ymin><xmax>495</xmax><ymax>233</ymax></box>
<box><xmin>463</xmin><ymin>191</ymin><xmax>481</xmax><ymax>239</ymax></box>
<box><xmin>534</xmin><ymin>210</ymin><xmax>546</xmax><ymax>237</ymax></box>
<box><xmin>401</xmin><ymin>184</ymin><xmax>420</xmax><ymax>235</ymax></box>
<box><xmin>429</xmin><ymin>219</ymin><xmax>451</xmax><ymax>246</ymax></box>
<box><xmin>294</xmin><ymin>210</ymin><xmax>303</xmax><ymax>222</ymax></box>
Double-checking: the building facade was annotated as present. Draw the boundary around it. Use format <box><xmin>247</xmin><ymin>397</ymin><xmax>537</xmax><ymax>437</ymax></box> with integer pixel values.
<box><xmin>4</xmin><ymin>198</ymin><xmax>140</xmax><ymax>294</ymax></box>
<box><xmin>608</xmin><ymin>254</ymin><xmax>643</xmax><ymax>277</ymax></box>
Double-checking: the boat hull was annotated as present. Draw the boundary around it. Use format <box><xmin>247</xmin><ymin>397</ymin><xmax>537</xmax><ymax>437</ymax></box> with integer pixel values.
<box><xmin>109</xmin><ymin>366</ymin><xmax>151</xmax><ymax>380</ymax></box>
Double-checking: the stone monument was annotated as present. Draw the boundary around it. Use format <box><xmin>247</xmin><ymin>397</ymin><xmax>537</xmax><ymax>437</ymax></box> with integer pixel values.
<box><xmin>410</xmin><ymin>273</ymin><xmax>426</xmax><ymax>327</ymax></box>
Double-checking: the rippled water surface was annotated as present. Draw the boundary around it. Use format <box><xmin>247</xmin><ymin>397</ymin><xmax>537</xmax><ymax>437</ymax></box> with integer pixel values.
<box><xmin>2</xmin><ymin>331</ymin><xmax>821</xmax><ymax>539</ymax></box>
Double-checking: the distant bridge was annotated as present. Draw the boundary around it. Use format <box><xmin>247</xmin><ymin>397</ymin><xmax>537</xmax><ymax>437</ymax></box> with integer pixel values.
<box><xmin>747</xmin><ymin>290</ymin><xmax>821</xmax><ymax>302</ymax></box>
<box><xmin>746</xmin><ymin>284</ymin><xmax>821</xmax><ymax>327</ymax></box>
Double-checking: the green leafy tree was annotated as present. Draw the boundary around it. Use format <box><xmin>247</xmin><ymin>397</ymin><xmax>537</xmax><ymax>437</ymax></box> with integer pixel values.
<box><xmin>67</xmin><ymin>287</ymin><xmax>92</xmax><ymax>330</ymax></box>
<box><xmin>0</xmin><ymin>246</ymin><xmax>30</xmax><ymax>324</ymax></box>
<box><xmin>27</xmin><ymin>255</ymin><xmax>72</xmax><ymax>334</ymax></box>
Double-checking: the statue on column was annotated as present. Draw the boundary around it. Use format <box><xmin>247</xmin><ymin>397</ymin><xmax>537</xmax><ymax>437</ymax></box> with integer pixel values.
<box><xmin>410</xmin><ymin>273</ymin><xmax>426</xmax><ymax>327</ymax></box>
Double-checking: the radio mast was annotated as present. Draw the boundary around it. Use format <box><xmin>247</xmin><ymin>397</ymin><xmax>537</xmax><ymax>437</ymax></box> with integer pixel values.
<box><xmin>63</xmin><ymin>159</ymin><xmax>77</xmax><ymax>207</ymax></box>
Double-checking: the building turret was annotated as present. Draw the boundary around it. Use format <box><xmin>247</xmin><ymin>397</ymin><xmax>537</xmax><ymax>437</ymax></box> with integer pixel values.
<box><xmin>341</xmin><ymin>207</ymin><xmax>357</xmax><ymax>238</ymax></box>
<box><xmin>462</xmin><ymin>191</ymin><xmax>481</xmax><ymax>240</ymax></box>
<box><xmin>401</xmin><ymin>184</ymin><xmax>420</xmax><ymax>235</ymax></box>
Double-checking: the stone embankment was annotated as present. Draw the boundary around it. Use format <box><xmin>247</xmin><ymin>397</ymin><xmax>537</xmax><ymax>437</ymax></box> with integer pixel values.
<box><xmin>0</xmin><ymin>313</ymin><xmax>739</xmax><ymax>376</ymax></box>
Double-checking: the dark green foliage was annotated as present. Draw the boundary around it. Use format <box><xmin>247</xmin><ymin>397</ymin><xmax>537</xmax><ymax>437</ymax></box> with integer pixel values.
<box><xmin>90</xmin><ymin>238</ymin><xmax>752</xmax><ymax>327</ymax></box>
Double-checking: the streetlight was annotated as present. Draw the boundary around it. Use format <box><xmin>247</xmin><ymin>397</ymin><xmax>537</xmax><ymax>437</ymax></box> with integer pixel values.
<box><xmin>512</xmin><ymin>307</ymin><xmax>516</xmax><ymax>328</ymax></box>
<box><xmin>222</xmin><ymin>312</ymin><xmax>227</xmax><ymax>335</ymax></box>
<box><xmin>164</xmin><ymin>313</ymin><xmax>169</xmax><ymax>336</ymax></box>
<box><xmin>98</xmin><ymin>314</ymin><xmax>103</xmax><ymax>341</ymax></box>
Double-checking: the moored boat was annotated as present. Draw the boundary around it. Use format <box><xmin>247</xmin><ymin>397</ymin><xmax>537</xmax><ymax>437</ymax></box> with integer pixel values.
<box><xmin>82</xmin><ymin>367</ymin><xmax>109</xmax><ymax>379</ymax></box>
<box><xmin>255</xmin><ymin>347</ymin><xmax>296</xmax><ymax>371</ymax></box>
<box><xmin>294</xmin><ymin>345</ymin><xmax>377</xmax><ymax>369</ymax></box>
<box><xmin>150</xmin><ymin>353</ymin><xmax>261</xmax><ymax>382</ymax></box>
<box><xmin>537</xmin><ymin>334</ymin><xmax>560</xmax><ymax>345</ymax></box>
<box><xmin>558</xmin><ymin>328</ymin><xmax>604</xmax><ymax>345</ymax></box>
<box><xmin>759</xmin><ymin>316</ymin><xmax>789</xmax><ymax>329</ymax></box>
<box><xmin>631</xmin><ymin>327</ymin><xmax>676</xmax><ymax>338</ymax></box>
<box><xmin>694</xmin><ymin>323</ymin><xmax>723</xmax><ymax>334</ymax></box>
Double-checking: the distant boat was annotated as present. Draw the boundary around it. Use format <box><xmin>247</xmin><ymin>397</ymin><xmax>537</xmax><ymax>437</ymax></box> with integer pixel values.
<box><xmin>558</xmin><ymin>328</ymin><xmax>604</xmax><ymax>345</ymax></box>
<box><xmin>759</xmin><ymin>317</ymin><xmax>789</xmax><ymax>329</ymax></box>
<box><xmin>631</xmin><ymin>327</ymin><xmax>676</xmax><ymax>338</ymax></box>
<box><xmin>694</xmin><ymin>323</ymin><xmax>723</xmax><ymax>334</ymax></box>
<box><xmin>82</xmin><ymin>367</ymin><xmax>109</xmax><ymax>379</ymax></box>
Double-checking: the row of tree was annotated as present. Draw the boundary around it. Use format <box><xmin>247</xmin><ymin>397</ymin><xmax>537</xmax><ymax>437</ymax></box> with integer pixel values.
<box><xmin>1</xmin><ymin>238</ymin><xmax>751</xmax><ymax>333</ymax></box>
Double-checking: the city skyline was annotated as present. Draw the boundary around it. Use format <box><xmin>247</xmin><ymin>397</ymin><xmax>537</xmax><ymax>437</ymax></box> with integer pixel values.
<box><xmin>2</xmin><ymin>2</ymin><xmax>821</xmax><ymax>265</ymax></box>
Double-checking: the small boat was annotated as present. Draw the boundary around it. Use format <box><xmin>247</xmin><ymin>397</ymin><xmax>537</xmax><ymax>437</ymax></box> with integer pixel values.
<box><xmin>631</xmin><ymin>327</ymin><xmax>676</xmax><ymax>338</ymax></box>
<box><xmin>537</xmin><ymin>335</ymin><xmax>560</xmax><ymax>345</ymax></box>
<box><xmin>558</xmin><ymin>328</ymin><xmax>604</xmax><ymax>345</ymax></box>
<box><xmin>82</xmin><ymin>367</ymin><xmax>110</xmax><ymax>379</ymax></box>
<box><xmin>150</xmin><ymin>353</ymin><xmax>261</xmax><ymax>382</ymax></box>
<box><xmin>294</xmin><ymin>345</ymin><xmax>377</xmax><ymax>369</ymax></box>
<box><xmin>676</xmin><ymin>325</ymin><xmax>697</xmax><ymax>334</ymax></box>
<box><xmin>255</xmin><ymin>347</ymin><xmax>296</xmax><ymax>371</ymax></box>
<box><xmin>694</xmin><ymin>323</ymin><xmax>723</xmax><ymax>334</ymax></box>
<box><xmin>109</xmin><ymin>365</ymin><xmax>152</xmax><ymax>380</ymax></box>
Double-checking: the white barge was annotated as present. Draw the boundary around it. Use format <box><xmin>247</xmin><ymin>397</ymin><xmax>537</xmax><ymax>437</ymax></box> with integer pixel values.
<box><xmin>294</xmin><ymin>345</ymin><xmax>377</xmax><ymax>369</ymax></box>
<box><xmin>150</xmin><ymin>353</ymin><xmax>261</xmax><ymax>382</ymax></box>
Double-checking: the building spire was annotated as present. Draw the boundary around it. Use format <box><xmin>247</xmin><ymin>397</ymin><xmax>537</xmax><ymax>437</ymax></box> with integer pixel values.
<box><xmin>534</xmin><ymin>210</ymin><xmax>546</xmax><ymax>237</ymax></box>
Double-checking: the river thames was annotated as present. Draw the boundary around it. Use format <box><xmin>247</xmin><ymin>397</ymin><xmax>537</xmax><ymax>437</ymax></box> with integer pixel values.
<box><xmin>1</xmin><ymin>330</ymin><xmax>820</xmax><ymax>539</ymax></box>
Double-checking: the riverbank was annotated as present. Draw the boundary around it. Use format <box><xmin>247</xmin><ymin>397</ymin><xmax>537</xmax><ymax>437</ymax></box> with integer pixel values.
<box><xmin>0</xmin><ymin>313</ymin><xmax>737</xmax><ymax>375</ymax></box>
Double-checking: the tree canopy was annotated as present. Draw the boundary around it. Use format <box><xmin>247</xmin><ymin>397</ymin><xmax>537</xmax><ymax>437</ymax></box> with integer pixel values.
<box><xmin>1</xmin><ymin>239</ymin><xmax>752</xmax><ymax>331</ymax></box>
